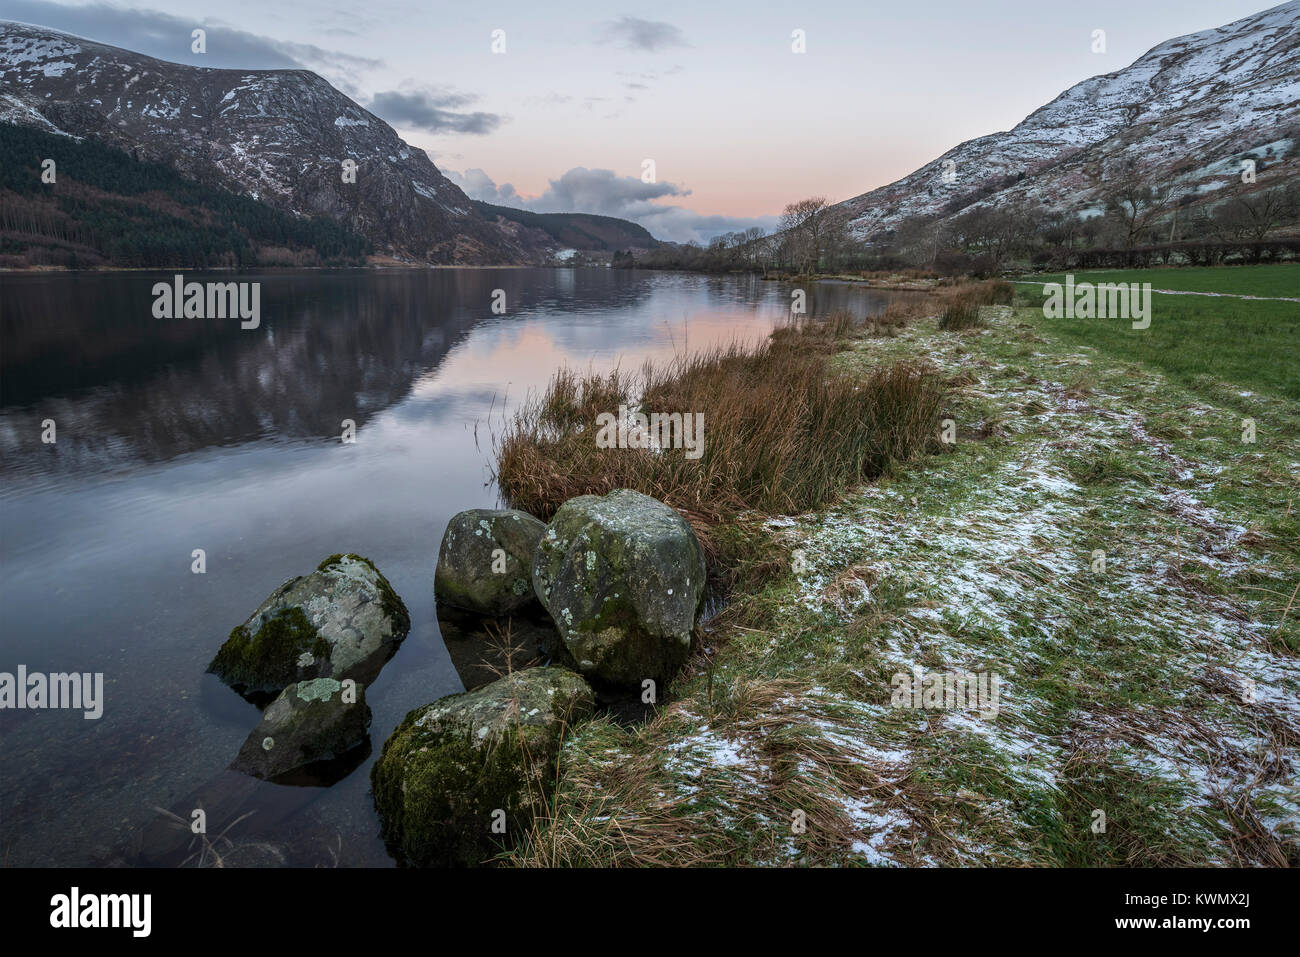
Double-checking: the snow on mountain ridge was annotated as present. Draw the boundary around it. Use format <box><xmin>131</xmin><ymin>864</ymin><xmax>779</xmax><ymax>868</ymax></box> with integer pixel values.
<box><xmin>0</xmin><ymin>20</ymin><xmax>534</xmax><ymax>263</ymax></box>
<box><xmin>839</xmin><ymin>1</ymin><xmax>1300</xmax><ymax>237</ymax></box>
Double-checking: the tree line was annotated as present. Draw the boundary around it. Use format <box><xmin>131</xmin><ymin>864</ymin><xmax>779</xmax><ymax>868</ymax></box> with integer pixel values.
<box><xmin>635</xmin><ymin>154</ymin><xmax>1300</xmax><ymax>276</ymax></box>
<box><xmin>0</xmin><ymin>122</ymin><xmax>371</xmax><ymax>269</ymax></box>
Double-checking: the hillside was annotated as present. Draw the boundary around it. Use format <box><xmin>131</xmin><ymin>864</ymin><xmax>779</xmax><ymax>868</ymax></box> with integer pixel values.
<box><xmin>837</xmin><ymin>2</ymin><xmax>1300</xmax><ymax>239</ymax></box>
<box><xmin>0</xmin><ymin>122</ymin><xmax>370</xmax><ymax>268</ymax></box>
<box><xmin>0</xmin><ymin>21</ymin><xmax>531</xmax><ymax>264</ymax></box>
<box><xmin>473</xmin><ymin>201</ymin><xmax>658</xmax><ymax>254</ymax></box>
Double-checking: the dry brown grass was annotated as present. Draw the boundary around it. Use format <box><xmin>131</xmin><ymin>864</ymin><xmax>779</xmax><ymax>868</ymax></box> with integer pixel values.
<box><xmin>494</xmin><ymin>315</ymin><xmax>948</xmax><ymax>530</ymax></box>
<box><xmin>938</xmin><ymin>279</ymin><xmax>1016</xmax><ymax>330</ymax></box>
<box><xmin>508</xmin><ymin>678</ymin><xmax>979</xmax><ymax>867</ymax></box>
<box><xmin>768</xmin><ymin>303</ymin><xmax>928</xmax><ymax>350</ymax></box>
<box><xmin>856</xmin><ymin>268</ymin><xmax>941</xmax><ymax>281</ymax></box>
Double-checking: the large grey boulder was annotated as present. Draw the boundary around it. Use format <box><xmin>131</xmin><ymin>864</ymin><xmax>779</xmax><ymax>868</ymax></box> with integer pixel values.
<box><xmin>435</xmin><ymin>508</ymin><xmax>545</xmax><ymax>616</ymax></box>
<box><xmin>231</xmin><ymin>677</ymin><xmax>371</xmax><ymax>782</ymax></box>
<box><xmin>371</xmin><ymin>666</ymin><xmax>594</xmax><ymax>867</ymax></box>
<box><xmin>532</xmin><ymin>489</ymin><xmax>706</xmax><ymax>686</ymax></box>
<box><xmin>209</xmin><ymin>553</ymin><xmax>410</xmax><ymax>699</ymax></box>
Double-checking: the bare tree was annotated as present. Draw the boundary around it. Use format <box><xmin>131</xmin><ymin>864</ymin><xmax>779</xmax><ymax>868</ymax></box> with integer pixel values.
<box><xmin>742</xmin><ymin>226</ymin><xmax>768</xmax><ymax>271</ymax></box>
<box><xmin>1211</xmin><ymin>184</ymin><xmax>1300</xmax><ymax>242</ymax></box>
<box><xmin>1102</xmin><ymin>159</ymin><xmax>1181</xmax><ymax>250</ymax></box>
<box><xmin>780</xmin><ymin>196</ymin><xmax>830</xmax><ymax>274</ymax></box>
<box><xmin>819</xmin><ymin>209</ymin><xmax>858</xmax><ymax>271</ymax></box>
<box><xmin>890</xmin><ymin>214</ymin><xmax>950</xmax><ymax>268</ymax></box>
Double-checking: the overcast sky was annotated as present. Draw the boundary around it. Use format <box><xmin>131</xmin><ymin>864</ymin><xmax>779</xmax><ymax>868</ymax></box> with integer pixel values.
<box><xmin>1</xmin><ymin>0</ymin><xmax>1281</xmax><ymax>241</ymax></box>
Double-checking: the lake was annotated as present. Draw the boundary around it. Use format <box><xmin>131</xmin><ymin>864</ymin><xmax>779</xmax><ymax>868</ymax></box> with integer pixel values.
<box><xmin>0</xmin><ymin>267</ymin><xmax>906</xmax><ymax>866</ymax></box>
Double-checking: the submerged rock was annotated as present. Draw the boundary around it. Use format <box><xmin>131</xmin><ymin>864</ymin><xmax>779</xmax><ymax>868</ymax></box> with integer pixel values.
<box><xmin>370</xmin><ymin>666</ymin><xmax>594</xmax><ymax>867</ymax></box>
<box><xmin>209</xmin><ymin>553</ymin><xmax>410</xmax><ymax>699</ymax></box>
<box><xmin>435</xmin><ymin>508</ymin><xmax>546</xmax><ymax>616</ymax></box>
<box><xmin>231</xmin><ymin>677</ymin><xmax>371</xmax><ymax>783</ymax></box>
<box><xmin>532</xmin><ymin>489</ymin><xmax>706</xmax><ymax>686</ymax></box>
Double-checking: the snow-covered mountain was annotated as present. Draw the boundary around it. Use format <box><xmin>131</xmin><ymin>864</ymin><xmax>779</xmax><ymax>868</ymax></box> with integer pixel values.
<box><xmin>837</xmin><ymin>2</ymin><xmax>1300</xmax><ymax>237</ymax></box>
<box><xmin>0</xmin><ymin>21</ymin><xmax>535</xmax><ymax>263</ymax></box>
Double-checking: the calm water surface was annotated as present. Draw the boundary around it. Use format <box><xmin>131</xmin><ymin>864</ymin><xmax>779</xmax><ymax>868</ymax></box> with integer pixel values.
<box><xmin>0</xmin><ymin>267</ymin><xmax>905</xmax><ymax>866</ymax></box>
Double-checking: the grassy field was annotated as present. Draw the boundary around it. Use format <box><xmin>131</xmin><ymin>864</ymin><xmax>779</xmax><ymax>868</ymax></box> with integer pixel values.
<box><xmin>506</xmin><ymin>267</ymin><xmax>1299</xmax><ymax>867</ymax></box>
<box><xmin>1028</xmin><ymin>264</ymin><xmax>1300</xmax><ymax>297</ymax></box>
<box><xmin>1018</xmin><ymin>266</ymin><xmax>1299</xmax><ymax>401</ymax></box>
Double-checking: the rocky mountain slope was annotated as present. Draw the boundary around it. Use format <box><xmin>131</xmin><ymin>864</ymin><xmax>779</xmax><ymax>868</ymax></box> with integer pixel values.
<box><xmin>0</xmin><ymin>21</ymin><xmax>582</xmax><ymax>264</ymax></box>
<box><xmin>837</xmin><ymin>1</ymin><xmax>1300</xmax><ymax>237</ymax></box>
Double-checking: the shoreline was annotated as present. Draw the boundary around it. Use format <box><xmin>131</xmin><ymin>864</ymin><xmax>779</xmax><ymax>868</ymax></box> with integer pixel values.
<box><xmin>499</xmin><ymin>276</ymin><xmax>1300</xmax><ymax>866</ymax></box>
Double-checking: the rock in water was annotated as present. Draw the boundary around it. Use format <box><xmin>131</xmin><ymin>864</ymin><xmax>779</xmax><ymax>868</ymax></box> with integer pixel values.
<box><xmin>435</xmin><ymin>509</ymin><xmax>546</xmax><ymax>616</ymax></box>
<box><xmin>209</xmin><ymin>553</ymin><xmax>410</xmax><ymax>699</ymax></box>
<box><xmin>532</xmin><ymin>489</ymin><xmax>706</xmax><ymax>686</ymax></box>
<box><xmin>231</xmin><ymin>678</ymin><xmax>371</xmax><ymax>782</ymax></box>
<box><xmin>370</xmin><ymin>667</ymin><xmax>594</xmax><ymax>867</ymax></box>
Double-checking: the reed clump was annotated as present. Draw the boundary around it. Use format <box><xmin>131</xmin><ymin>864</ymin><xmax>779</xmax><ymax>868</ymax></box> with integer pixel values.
<box><xmin>495</xmin><ymin>311</ymin><xmax>948</xmax><ymax>528</ymax></box>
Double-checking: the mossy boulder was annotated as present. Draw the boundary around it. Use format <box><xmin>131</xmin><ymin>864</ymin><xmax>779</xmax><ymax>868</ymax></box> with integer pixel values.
<box><xmin>370</xmin><ymin>666</ymin><xmax>594</xmax><ymax>867</ymax></box>
<box><xmin>435</xmin><ymin>508</ymin><xmax>545</xmax><ymax>616</ymax></box>
<box><xmin>231</xmin><ymin>677</ymin><xmax>371</xmax><ymax>782</ymax></box>
<box><xmin>532</xmin><ymin>489</ymin><xmax>706</xmax><ymax>687</ymax></box>
<box><xmin>209</xmin><ymin>553</ymin><xmax>410</xmax><ymax>699</ymax></box>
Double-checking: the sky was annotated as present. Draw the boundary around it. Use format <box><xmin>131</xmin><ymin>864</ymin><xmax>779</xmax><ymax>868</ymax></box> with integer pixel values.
<box><xmin>0</xmin><ymin>0</ymin><xmax>1282</xmax><ymax>241</ymax></box>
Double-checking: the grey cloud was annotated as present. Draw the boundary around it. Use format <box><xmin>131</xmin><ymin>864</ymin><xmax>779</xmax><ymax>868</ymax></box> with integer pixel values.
<box><xmin>614</xmin><ymin>66</ymin><xmax>682</xmax><ymax>100</ymax></box>
<box><xmin>446</xmin><ymin>166</ymin><xmax>778</xmax><ymax>243</ymax></box>
<box><xmin>447</xmin><ymin>166</ymin><xmax>682</xmax><ymax>217</ymax></box>
<box><xmin>528</xmin><ymin>167</ymin><xmax>689</xmax><ymax>216</ymax></box>
<box><xmin>597</xmin><ymin>16</ymin><xmax>688</xmax><ymax>52</ymax></box>
<box><xmin>2</xmin><ymin>0</ymin><xmax>381</xmax><ymax>83</ymax></box>
<box><xmin>523</xmin><ymin>93</ymin><xmax>575</xmax><ymax>106</ymax></box>
<box><xmin>367</xmin><ymin>88</ymin><xmax>503</xmax><ymax>135</ymax></box>
<box><xmin>639</xmin><ymin>209</ymin><xmax>783</xmax><ymax>245</ymax></box>
<box><xmin>7</xmin><ymin>2</ymin><xmax>505</xmax><ymax>127</ymax></box>
<box><xmin>443</xmin><ymin>168</ymin><xmax>519</xmax><ymax>204</ymax></box>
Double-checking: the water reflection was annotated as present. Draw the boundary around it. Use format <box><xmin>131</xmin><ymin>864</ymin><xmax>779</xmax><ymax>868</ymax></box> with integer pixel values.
<box><xmin>0</xmin><ymin>268</ymin><xmax>911</xmax><ymax>867</ymax></box>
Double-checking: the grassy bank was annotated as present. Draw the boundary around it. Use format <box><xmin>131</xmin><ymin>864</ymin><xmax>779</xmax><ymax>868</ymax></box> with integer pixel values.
<box><xmin>501</xmin><ymin>270</ymin><xmax>1299</xmax><ymax>866</ymax></box>
<box><xmin>494</xmin><ymin>293</ymin><xmax>952</xmax><ymax>529</ymax></box>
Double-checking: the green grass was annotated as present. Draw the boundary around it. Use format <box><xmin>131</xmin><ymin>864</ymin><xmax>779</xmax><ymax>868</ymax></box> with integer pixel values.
<box><xmin>504</xmin><ymin>281</ymin><xmax>1300</xmax><ymax>868</ymax></box>
<box><xmin>1017</xmin><ymin>266</ymin><xmax>1300</xmax><ymax>402</ymax></box>
<box><xmin>1027</xmin><ymin>264</ymin><xmax>1300</xmax><ymax>298</ymax></box>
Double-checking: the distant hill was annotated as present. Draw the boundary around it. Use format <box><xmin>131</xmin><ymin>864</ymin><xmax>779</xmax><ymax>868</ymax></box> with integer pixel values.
<box><xmin>0</xmin><ymin>122</ymin><xmax>370</xmax><ymax>268</ymax></box>
<box><xmin>472</xmin><ymin>201</ymin><xmax>659</xmax><ymax>253</ymax></box>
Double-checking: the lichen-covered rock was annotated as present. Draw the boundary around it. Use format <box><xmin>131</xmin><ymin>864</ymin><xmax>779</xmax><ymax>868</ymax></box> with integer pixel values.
<box><xmin>370</xmin><ymin>667</ymin><xmax>594</xmax><ymax>867</ymax></box>
<box><xmin>209</xmin><ymin>553</ymin><xmax>410</xmax><ymax>698</ymax></box>
<box><xmin>532</xmin><ymin>489</ymin><xmax>706</xmax><ymax>686</ymax></box>
<box><xmin>231</xmin><ymin>677</ymin><xmax>370</xmax><ymax>782</ymax></box>
<box><xmin>435</xmin><ymin>509</ymin><xmax>545</xmax><ymax>616</ymax></box>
